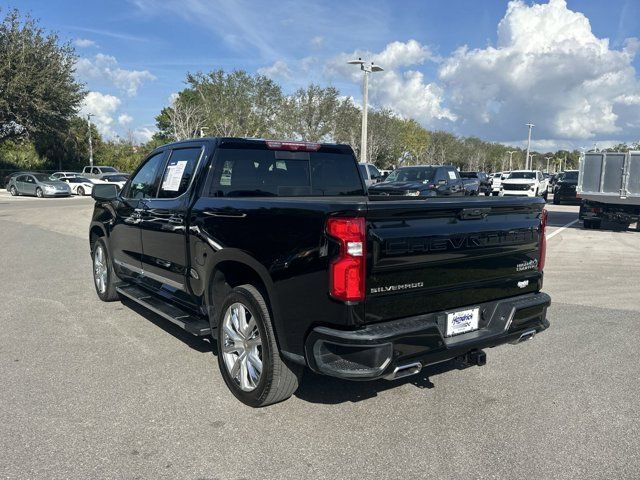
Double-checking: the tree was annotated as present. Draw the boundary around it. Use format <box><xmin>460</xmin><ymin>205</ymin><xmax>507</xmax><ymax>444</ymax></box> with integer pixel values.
<box><xmin>281</xmin><ymin>85</ymin><xmax>340</xmax><ymax>142</ymax></box>
<box><xmin>184</xmin><ymin>70</ymin><xmax>284</xmax><ymax>138</ymax></box>
<box><xmin>0</xmin><ymin>9</ymin><xmax>84</xmax><ymax>144</ymax></box>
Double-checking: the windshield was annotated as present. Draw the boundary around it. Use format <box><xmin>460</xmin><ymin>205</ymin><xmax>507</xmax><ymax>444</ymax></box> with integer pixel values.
<box><xmin>385</xmin><ymin>167</ymin><xmax>436</xmax><ymax>183</ymax></box>
<box><xmin>508</xmin><ymin>172</ymin><xmax>536</xmax><ymax>179</ymax></box>
<box><xmin>563</xmin><ymin>171</ymin><xmax>578</xmax><ymax>181</ymax></box>
<box><xmin>33</xmin><ymin>173</ymin><xmax>55</xmax><ymax>181</ymax></box>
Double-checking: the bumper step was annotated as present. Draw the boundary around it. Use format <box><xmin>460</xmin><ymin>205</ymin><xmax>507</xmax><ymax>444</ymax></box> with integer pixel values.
<box><xmin>116</xmin><ymin>284</ymin><xmax>211</xmax><ymax>336</ymax></box>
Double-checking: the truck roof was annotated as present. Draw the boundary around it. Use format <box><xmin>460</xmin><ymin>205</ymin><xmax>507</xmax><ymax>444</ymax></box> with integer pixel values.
<box><xmin>161</xmin><ymin>136</ymin><xmax>354</xmax><ymax>154</ymax></box>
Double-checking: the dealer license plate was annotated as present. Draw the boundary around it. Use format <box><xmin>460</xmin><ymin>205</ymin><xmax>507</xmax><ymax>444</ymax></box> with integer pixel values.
<box><xmin>446</xmin><ymin>307</ymin><xmax>480</xmax><ymax>337</ymax></box>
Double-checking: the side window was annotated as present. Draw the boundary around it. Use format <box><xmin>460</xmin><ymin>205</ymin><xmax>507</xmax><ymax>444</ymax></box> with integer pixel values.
<box><xmin>158</xmin><ymin>147</ymin><xmax>202</xmax><ymax>198</ymax></box>
<box><xmin>537</xmin><ymin>172</ymin><xmax>543</xmax><ymax>181</ymax></box>
<box><xmin>126</xmin><ymin>152</ymin><xmax>165</xmax><ymax>199</ymax></box>
<box><xmin>358</xmin><ymin>164</ymin><xmax>369</xmax><ymax>180</ymax></box>
<box><xmin>368</xmin><ymin>165</ymin><xmax>381</xmax><ymax>178</ymax></box>
<box><xmin>26</xmin><ymin>176</ymin><xmax>35</xmax><ymax>184</ymax></box>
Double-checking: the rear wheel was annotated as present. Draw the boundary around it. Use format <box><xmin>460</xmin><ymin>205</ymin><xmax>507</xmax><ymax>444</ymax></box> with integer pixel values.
<box><xmin>9</xmin><ymin>185</ymin><xmax>17</xmax><ymax>196</ymax></box>
<box><xmin>35</xmin><ymin>187</ymin><xmax>43</xmax><ymax>198</ymax></box>
<box><xmin>542</xmin><ymin>190</ymin><xmax>549</xmax><ymax>201</ymax></box>
<box><xmin>92</xmin><ymin>238</ymin><xmax>120</xmax><ymax>301</ymax></box>
<box><xmin>584</xmin><ymin>219</ymin><xmax>601</xmax><ymax>230</ymax></box>
<box><xmin>553</xmin><ymin>194</ymin><xmax>560</xmax><ymax>205</ymax></box>
<box><xmin>77</xmin><ymin>186</ymin><xmax>85</xmax><ymax>196</ymax></box>
<box><xmin>217</xmin><ymin>284</ymin><xmax>302</xmax><ymax>407</ymax></box>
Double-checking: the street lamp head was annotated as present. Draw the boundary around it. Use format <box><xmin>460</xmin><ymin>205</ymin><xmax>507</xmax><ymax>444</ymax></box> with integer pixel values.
<box><xmin>347</xmin><ymin>58</ymin><xmax>365</xmax><ymax>65</ymax></box>
<box><xmin>371</xmin><ymin>64</ymin><xmax>384</xmax><ymax>72</ymax></box>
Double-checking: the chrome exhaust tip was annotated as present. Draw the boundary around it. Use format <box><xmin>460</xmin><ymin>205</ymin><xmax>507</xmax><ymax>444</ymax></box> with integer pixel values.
<box><xmin>511</xmin><ymin>329</ymin><xmax>536</xmax><ymax>345</ymax></box>
<box><xmin>384</xmin><ymin>362</ymin><xmax>422</xmax><ymax>380</ymax></box>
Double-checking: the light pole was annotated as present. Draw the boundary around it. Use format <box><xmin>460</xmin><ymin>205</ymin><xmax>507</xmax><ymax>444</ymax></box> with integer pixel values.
<box><xmin>545</xmin><ymin>155</ymin><xmax>553</xmax><ymax>173</ymax></box>
<box><xmin>529</xmin><ymin>153</ymin><xmax>537</xmax><ymax>170</ymax></box>
<box><xmin>506</xmin><ymin>150</ymin><xmax>517</xmax><ymax>170</ymax></box>
<box><xmin>87</xmin><ymin>113</ymin><xmax>95</xmax><ymax>167</ymax></box>
<box><xmin>348</xmin><ymin>57</ymin><xmax>384</xmax><ymax>164</ymax></box>
<box><xmin>524</xmin><ymin>123</ymin><xmax>534</xmax><ymax>170</ymax></box>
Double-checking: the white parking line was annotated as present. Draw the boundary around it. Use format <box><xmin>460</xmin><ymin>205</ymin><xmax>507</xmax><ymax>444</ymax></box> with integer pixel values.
<box><xmin>547</xmin><ymin>219</ymin><xmax>579</xmax><ymax>239</ymax></box>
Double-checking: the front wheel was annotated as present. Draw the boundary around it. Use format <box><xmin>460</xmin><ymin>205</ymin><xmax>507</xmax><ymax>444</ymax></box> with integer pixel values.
<box><xmin>553</xmin><ymin>194</ymin><xmax>560</xmax><ymax>205</ymax></box>
<box><xmin>77</xmin><ymin>186</ymin><xmax>85</xmax><ymax>196</ymax></box>
<box><xmin>92</xmin><ymin>238</ymin><xmax>120</xmax><ymax>301</ymax></box>
<box><xmin>217</xmin><ymin>284</ymin><xmax>302</xmax><ymax>407</ymax></box>
<box><xmin>35</xmin><ymin>187</ymin><xmax>43</xmax><ymax>198</ymax></box>
<box><xmin>9</xmin><ymin>186</ymin><xmax>17</xmax><ymax>196</ymax></box>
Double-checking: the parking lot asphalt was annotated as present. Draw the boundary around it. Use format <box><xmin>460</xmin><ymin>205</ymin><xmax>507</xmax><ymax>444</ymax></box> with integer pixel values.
<box><xmin>1</xmin><ymin>192</ymin><xmax>639</xmax><ymax>480</ymax></box>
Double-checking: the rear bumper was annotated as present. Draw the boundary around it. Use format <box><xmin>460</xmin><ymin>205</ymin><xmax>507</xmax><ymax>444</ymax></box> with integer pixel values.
<box><xmin>304</xmin><ymin>292</ymin><xmax>551</xmax><ymax>380</ymax></box>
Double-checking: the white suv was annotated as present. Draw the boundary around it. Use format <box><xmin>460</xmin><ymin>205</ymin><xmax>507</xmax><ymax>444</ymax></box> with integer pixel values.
<box><xmin>499</xmin><ymin>170</ymin><xmax>548</xmax><ymax>200</ymax></box>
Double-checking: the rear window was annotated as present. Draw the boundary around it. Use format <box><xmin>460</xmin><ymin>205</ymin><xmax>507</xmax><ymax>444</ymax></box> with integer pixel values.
<box><xmin>208</xmin><ymin>148</ymin><xmax>364</xmax><ymax>197</ymax></box>
<box><xmin>100</xmin><ymin>167</ymin><xmax>118</xmax><ymax>173</ymax></box>
<box><xmin>564</xmin><ymin>171</ymin><xmax>578</xmax><ymax>180</ymax></box>
<box><xmin>460</xmin><ymin>172</ymin><xmax>478</xmax><ymax>178</ymax></box>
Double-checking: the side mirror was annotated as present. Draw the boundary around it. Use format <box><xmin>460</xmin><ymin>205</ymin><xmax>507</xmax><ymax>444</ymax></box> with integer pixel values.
<box><xmin>92</xmin><ymin>183</ymin><xmax>119</xmax><ymax>201</ymax></box>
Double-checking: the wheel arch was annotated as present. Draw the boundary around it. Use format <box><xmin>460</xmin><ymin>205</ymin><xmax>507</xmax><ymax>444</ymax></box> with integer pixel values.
<box><xmin>205</xmin><ymin>250</ymin><xmax>283</xmax><ymax>346</ymax></box>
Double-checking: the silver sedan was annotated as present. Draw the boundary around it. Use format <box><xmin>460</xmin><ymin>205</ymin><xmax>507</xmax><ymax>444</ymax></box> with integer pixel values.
<box><xmin>7</xmin><ymin>173</ymin><xmax>72</xmax><ymax>198</ymax></box>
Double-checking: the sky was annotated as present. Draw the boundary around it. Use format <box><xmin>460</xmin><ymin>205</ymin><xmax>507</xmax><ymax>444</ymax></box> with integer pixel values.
<box><xmin>5</xmin><ymin>0</ymin><xmax>640</xmax><ymax>151</ymax></box>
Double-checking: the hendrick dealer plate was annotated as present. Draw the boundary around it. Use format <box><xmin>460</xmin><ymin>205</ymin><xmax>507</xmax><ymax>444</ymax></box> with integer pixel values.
<box><xmin>446</xmin><ymin>307</ymin><xmax>480</xmax><ymax>337</ymax></box>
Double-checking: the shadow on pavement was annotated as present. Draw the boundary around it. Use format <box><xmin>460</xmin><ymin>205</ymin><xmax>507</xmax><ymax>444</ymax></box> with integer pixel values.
<box><xmin>294</xmin><ymin>359</ymin><xmax>476</xmax><ymax>405</ymax></box>
<box><xmin>121</xmin><ymin>297</ymin><xmax>215</xmax><ymax>354</ymax></box>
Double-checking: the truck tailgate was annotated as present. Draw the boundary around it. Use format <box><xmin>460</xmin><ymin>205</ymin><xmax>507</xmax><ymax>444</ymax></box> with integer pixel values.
<box><xmin>365</xmin><ymin>197</ymin><xmax>545</xmax><ymax>323</ymax></box>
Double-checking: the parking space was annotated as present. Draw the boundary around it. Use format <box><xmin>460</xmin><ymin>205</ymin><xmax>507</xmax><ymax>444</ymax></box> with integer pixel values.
<box><xmin>1</xmin><ymin>199</ymin><xmax>639</xmax><ymax>479</ymax></box>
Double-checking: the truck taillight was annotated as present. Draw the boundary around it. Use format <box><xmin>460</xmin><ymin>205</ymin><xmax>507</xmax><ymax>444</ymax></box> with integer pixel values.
<box><xmin>538</xmin><ymin>208</ymin><xmax>548</xmax><ymax>272</ymax></box>
<box><xmin>326</xmin><ymin>217</ymin><xmax>365</xmax><ymax>302</ymax></box>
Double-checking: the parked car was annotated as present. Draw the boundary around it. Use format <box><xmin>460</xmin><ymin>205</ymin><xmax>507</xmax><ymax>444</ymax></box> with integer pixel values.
<box><xmin>368</xmin><ymin>165</ymin><xmax>465</xmax><ymax>197</ymax></box>
<box><xmin>7</xmin><ymin>173</ymin><xmax>71</xmax><ymax>197</ymax></box>
<box><xmin>52</xmin><ymin>171</ymin><xmax>81</xmax><ymax>179</ymax></box>
<box><xmin>82</xmin><ymin>165</ymin><xmax>120</xmax><ymax>179</ymax></box>
<box><xmin>552</xmin><ymin>170</ymin><xmax>579</xmax><ymax>205</ymax></box>
<box><xmin>490</xmin><ymin>171</ymin><xmax>511</xmax><ymax>195</ymax></box>
<box><xmin>96</xmin><ymin>173</ymin><xmax>129</xmax><ymax>190</ymax></box>
<box><xmin>358</xmin><ymin>163</ymin><xmax>384</xmax><ymax>187</ymax></box>
<box><xmin>499</xmin><ymin>170</ymin><xmax>548</xmax><ymax>200</ymax></box>
<box><xmin>59</xmin><ymin>176</ymin><xmax>95</xmax><ymax>196</ymax></box>
<box><xmin>460</xmin><ymin>171</ymin><xmax>491</xmax><ymax>195</ymax></box>
<box><xmin>89</xmin><ymin>137</ymin><xmax>550</xmax><ymax>407</ymax></box>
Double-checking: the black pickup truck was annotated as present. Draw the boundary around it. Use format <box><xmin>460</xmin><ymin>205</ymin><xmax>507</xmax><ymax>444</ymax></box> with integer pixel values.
<box><xmin>90</xmin><ymin>138</ymin><xmax>550</xmax><ymax>407</ymax></box>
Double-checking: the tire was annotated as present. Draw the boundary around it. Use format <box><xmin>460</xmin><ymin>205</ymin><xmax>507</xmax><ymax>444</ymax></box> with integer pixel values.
<box><xmin>553</xmin><ymin>194</ymin><xmax>560</xmax><ymax>205</ymax></box>
<box><xmin>543</xmin><ymin>190</ymin><xmax>549</xmax><ymax>202</ymax></box>
<box><xmin>35</xmin><ymin>187</ymin><xmax>43</xmax><ymax>198</ymax></box>
<box><xmin>92</xmin><ymin>237</ymin><xmax>120</xmax><ymax>301</ymax></box>
<box><xmin>77</xmin><ymin>186</ymin><xmax>85</xmax><ymax>196</ymax></box>
<box><xmin>584</xmin><ymin>219</ymin><xmax>600</xmax><ymax>230</ymax></box>
<box><xmin>217</xmin><ymin>284</ymin><xmax>302</xmax><ymax>407</ymax></box>
<box><xmin>9</xmin><ymin>186</ymin><xmax>17</xmax><ymax>196</ymax></box>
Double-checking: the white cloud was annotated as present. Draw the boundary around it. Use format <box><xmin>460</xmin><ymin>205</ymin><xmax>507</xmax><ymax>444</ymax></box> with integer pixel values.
<box><xmin>258</xmin><ymin>60</ymin><xmax>292</xmax><ymax>80</ymax></box>
<box><xmin>438</xmin><ymin>0</ymin><xmax>640</xmax><ymax>144</ymax></box>
<box><xmin>132</xmin><ymin>126</ymin><xmax>156</xmax><ymax>143</ymax></box>
<box><xmin>311</xmin><ymin>36</ymin><xmax>324</xmax><ymax>49</ymax></box>
<box><xmin>326</xmin><ymin>40</ymin><xmax>454</xmax><ymax>125</ymax></box>
<box><xmin>118</xmin><ymin>113</ymin><xmax>133</xmax><ymax>126</ymax></box>
<box><xmin>80</xmin><ymin>91</ymin><xmax>121</xmax><ymax>138</ymax></box>
<box><xmin>75</xmin><ymin>53</ymin><xmax>156</xmax><ymax>96</ymax></box>
<box><xmin>73</xmin><ymin>38</ymin><xmax>96</xmax><ymax>48</ymax></box>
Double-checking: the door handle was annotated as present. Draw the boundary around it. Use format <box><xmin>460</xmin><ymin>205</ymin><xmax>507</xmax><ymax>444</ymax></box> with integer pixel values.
<box><xmin>203</xmin><ymin>209</ymin><xmax>247</xmax><ymax>218</ymax></box>
<box><xmin>168</xmin><ymin>215</ymin><xmax>184</xmax><ymax>225</ymax></box>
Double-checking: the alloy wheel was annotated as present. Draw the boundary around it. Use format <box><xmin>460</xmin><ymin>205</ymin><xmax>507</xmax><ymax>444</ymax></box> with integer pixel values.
<box><xmin>93</xmin><ymin>244</ymin><xmax>108</xmax><ymax>294</ymax></box>
<box><xmin>221</xmin><ymin>302</ymin><xmax>263</xmax><ymax>392</ymax></box>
